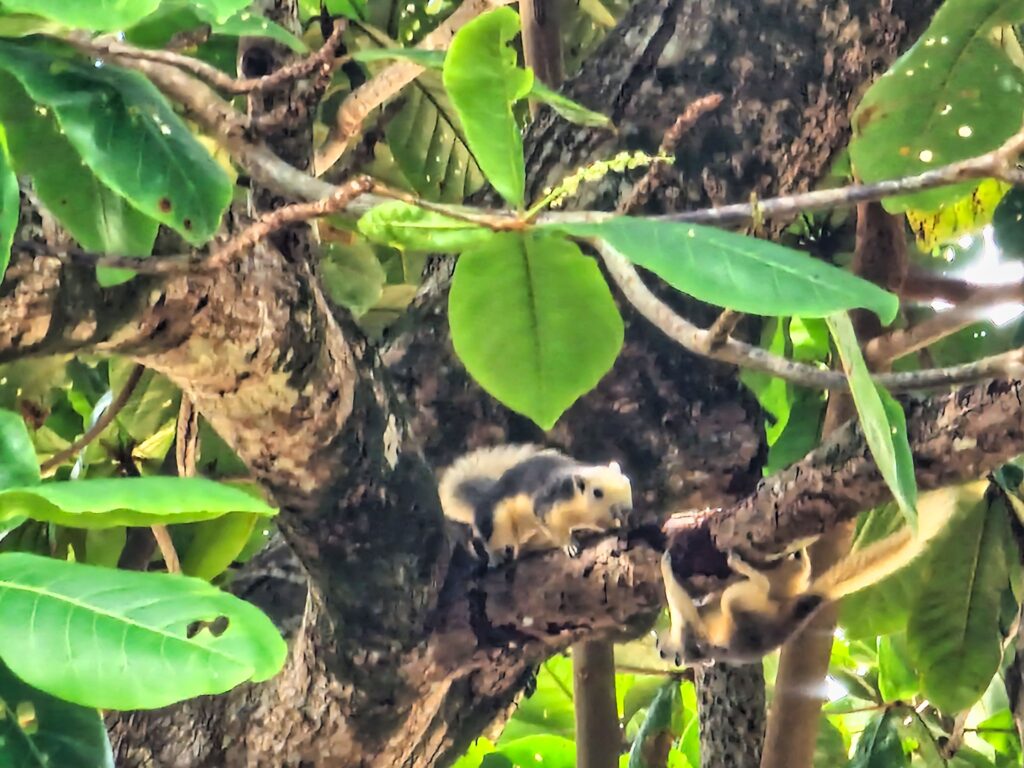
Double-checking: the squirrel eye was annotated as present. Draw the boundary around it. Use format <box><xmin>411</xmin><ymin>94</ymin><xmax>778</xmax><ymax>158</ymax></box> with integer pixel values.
<box><xmin>593</xmin><ymin>488</ymin><xmax>604</xmax><ymax>499</ymax></box>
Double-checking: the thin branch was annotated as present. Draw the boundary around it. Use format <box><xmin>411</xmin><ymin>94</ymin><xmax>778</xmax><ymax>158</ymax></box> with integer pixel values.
<box><xmin>314</xmin><ymin>0</ymin><xmax>515</xmax><ymax>175</ymax></box>
<box><xmin>151</xmin><ymin>525</ymin><xmax>181</xmax><ymax>573</ymax></box>
<box><xmin>705</xmin><ymin>309</ymin><xmax>744</xmax><ymax>352</ymax></box>
<box><xmin>646</xmin><ymin>122</ymin><xmax>1024</xmax><ymax>227</ymax></box>
<box><xmin>71</xmin><ymin>21</ymin><xmax>346</xmax><ymax>95</ymax></box>
<box><xmin>207</xmin><ymin>176</ymin><xmax>375</xmax><ymax>266</ymax></box>
<box><xmin>595</xmin><ymin>239</ymin><xmax>1024</xmax><ymax>391</ymax></box>
<box><xmin>40</xmin><ymin>364</ymin><xmax>146</xmax><ymax>473</ymax></box>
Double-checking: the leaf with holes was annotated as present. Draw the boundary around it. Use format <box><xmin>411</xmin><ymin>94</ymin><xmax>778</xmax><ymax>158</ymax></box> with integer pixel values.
<box><xmin>0</xmin><ymin>552</ymin><xmax>287</xmax><ymax>710</ymax></box>
<box><xmin>442</xmin><ymin>7</ymin><xmax>532</xmax><ymax>207</ymax></box>
<box><xmin>0</xmin><ymin>476</ymin><xmax>277</xmax><ymax>529</ymax></box>
<box><xmin>0</xmin><ymin>38</ymin><xmax>232</xmax><ymax>244</ymax></box>
<box><xmin>449</xmin><ymin>231</ymin><xmax>623</xmax><ymax>429</ymax></box>
<box><xmin>850</xmin><ymin>0</ymin><xmax>1024</xmax><ymax>212</ymax></box>
<box><xmin>0</xmin><ymin>126</ymin><xmax>16</xmax><ymax>281</ymax></box>
<box><xmin>212</xmin><ymin>10</ymin><xmax>307</xmax><ymax>52</ymax></box>
<box><xmin>827</xmin><ymin>313</ymin><xmax>917</xmax><ymax>525</ymax></box>
<box><xmin>0</xmin><ymin>0</ymin><xmax>162</xmax><ymax>31</ymax></box>
<box><xmin>0</xmin><ymin>70</ymin><xmax>158</xmax><ymax>285</ymax></box>
<box><xmin>907</xmin><ymin>489</ymin><xmax>1009</xmax><ymax>712</ymax></box>
<box><xmin>0</xmin><ymin>656</ymin><xmax>113</xmax><ymax>768</ymax></box>
<box><xmin>551</xmin><ymin>218</ymin><xmax>899</xmax><ymax>322</ymax></box>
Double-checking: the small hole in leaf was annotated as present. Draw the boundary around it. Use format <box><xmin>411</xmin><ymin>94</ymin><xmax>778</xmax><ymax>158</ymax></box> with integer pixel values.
<box><xmin>186</xmin><ymin>615</ymin><xmax>231</xmax><ymax>639</ymax></box>
<box><xmin>183</xmin><ymin>218</ymin><xmax>193</xmax><ymax>230</ymax></box>
<box><xmin>159</xmin><ymin>198</ymin><xmax>173</xmax><ymax>213</ymax></box>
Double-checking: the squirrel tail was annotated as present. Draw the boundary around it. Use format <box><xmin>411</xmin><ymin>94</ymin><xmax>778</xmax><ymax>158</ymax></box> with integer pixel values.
<box><xmin>438</xmin><ymin>444</ymin><xmax>550</xmax><ymax>525</ymax></box>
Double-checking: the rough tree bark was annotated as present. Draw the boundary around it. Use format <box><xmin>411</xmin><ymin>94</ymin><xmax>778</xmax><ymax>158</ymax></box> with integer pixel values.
<box><xmin>0</xmin><ymin>0</ymin><xmax>983</xmax><ymax>766</ymax></box>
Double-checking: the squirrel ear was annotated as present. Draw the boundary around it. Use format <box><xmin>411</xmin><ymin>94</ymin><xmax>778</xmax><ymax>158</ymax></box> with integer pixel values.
<box><xmin>608</xmin><ymin>461</ymin><xmax>621</xmax><ymax>474</ymax></box>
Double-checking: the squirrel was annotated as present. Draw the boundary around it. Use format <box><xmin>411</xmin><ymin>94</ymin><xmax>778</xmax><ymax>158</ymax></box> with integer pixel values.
<box><xmin>438</xmin><ymin>444</ymin><xmax>634</xmax><ymax>566</ymax></box>
<box><xmin>657</xmin><ymin>481</ymin><xmax>979</xmax><ymax>665</ymax></box>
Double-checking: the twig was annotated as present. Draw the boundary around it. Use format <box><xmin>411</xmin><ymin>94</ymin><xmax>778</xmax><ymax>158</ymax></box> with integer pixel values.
<box><xmin>150</xmin><ymin>524</ymin><xmax>181</xmax><ymax>573</ymax></box>
<box><xmin>617</xmin><ymin>94</ymin><xmax>724</xmax><ymax>213</ymax></box>
<box><xmin>176</xmin><ymin>397</ymin><xmax>200</xmax><ymax>480</ymax></box>
<box><xmin>13</xmin><ymin>241</ymin><xmax>197</xmax><ymax>275</ymax></box>
<box><xmin>71</xmin><ymin>21</ymin><xmax>346</xmax><ymax>95</ymax></box>
<box><xmin>207</xmin><ymin>176</ymin><xmax>374</xmax><ymax>266</ymax></box>
<box><xmin>314</xmin><ymin>0</ymin><xmax>515</xmax><ymax>175</ymax></box>
<box><xmin>647</xmin><ymin>122</ymin><xmax>1024</xmax><ymax>227</ymax></box>
<box><xmin>595</xmin><ymin>239</ymin><xmax>1024</xmax><ymax>391</ymax></box>
<box><xmin>520</xmin><ymin>0</ymin><xmax>563</xmax><ymax>117</ymax></box>
<box><xmin>704</xmin><ymin>309</ymin><xmax>744</xmax><ymax>352</ymax></box>
<box><xmin>40</xmin><ymin>364</ymin><xmax>146</xmax><ymax>473</ymax></box>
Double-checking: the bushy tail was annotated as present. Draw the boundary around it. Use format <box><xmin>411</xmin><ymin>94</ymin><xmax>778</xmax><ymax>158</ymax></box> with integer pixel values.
<box><xmin>438</xmin><ymin>444</ymin><xmax>550</xmax><ymax>525</ymax></box>
<box><xmin>810</xmin><ymin>481</ymin><xmax>984</xmax><ymax>601</ymax></box>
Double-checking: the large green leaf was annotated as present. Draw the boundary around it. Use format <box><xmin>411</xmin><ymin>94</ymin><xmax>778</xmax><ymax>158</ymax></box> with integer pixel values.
<box><xmin>358</xmin><ymin>201</ymin><xmax>494</xmax><ymax>251</ymax></box>
<box><xmin>0</xmin><ymin>39</ymin><xmax>232</xmax><ymax>244</ymax></box>
<box><xmin>907</xmin><ymin>489</ymin><xmax>1008</xmax><ymax>711</ymax></box>
<box><xmin>827</xmin><ymin>313</ymin><xmax>917</xmax><ymax>525</ymax></box>
<box><xmin>0</xmin><ymin>476</ymin><xmax>277</xmax><ymax>529</ymax></box>
<box><xmin>499</xmin><ymin>656</ymin><xmax>575</xmax><ymax>742</ymax></box>
<box><xmin>0</xmin><ymin>409</ymin><xmax>39</xmax><ymax>490</ymax></box>
<box><xmin>212</xmin><ymin>11</ymin><xmax>307</xmax><ymax>52</ymax></box>
<box><xmin>0</xmin><ymin>71</ymin><xmax>158</xmax><ymax>281</ymax></box>
<box><xmin>849</xmin><ymin>711</ymin><xmax>907</xmax><ymax>768</ymax></box>
<box><xmin>850</xmin><ymin>0</ymin><xmax>1024</xmax><ymax>212</ymax></box>
<box><xmin>442</xmin><ymin>7</ymin><xmax>532</xmax><ymax>207</ymax></box>
<box><xmin>876</xmin><ymin>634</ymin><xmax>918</xmax><ymax>703</ymax></box>
<box><xmin>0</xmin><ymin>125</ymin><xmax>15</xmax><ymax>279</ymax></box>
<box><xmin>0</xmin><ymin>0</ymin><xmax>161</xmax><ymax>31</ymax></box>
<box><xmin>628</xmin><ymin>680</ymin><xmax>682</xmax><ymax>768</ymax></box>
<box><xmin>0</xmin><ymin>552</ymin><xmax>287</xmax><ymax>710</ymax></box>
<box><xmin>497</xmin><ymin>736</ymin><xmax>575</xmax><ymax>768</ymax></box>
<box><xmin>552</xmin><ymin>219</ymin><xmax>899</xmax><ymax>322</ymax></box>
<box><xmin>188</xmin><ymin>0</ymin><xmax>258</xmax><ymax>24</ymax></box>
<box><xmin>448</xmin><ymin>231</ymin><xmax>623</xmax><ymax>429</ymax></box>
<box><xmin>0</xmin><ymin>656</ymin><xmax>113</xmax><ymax>768</ymax></box>
<box><xmin>180</xmin><ymin>512</ymin><xmax>260</xmax><ymax>581</ymax></box>
<box><xmin>840</xmin><ymin>504</ymin><xmax>923</xmax><ymax>639</ymax></box>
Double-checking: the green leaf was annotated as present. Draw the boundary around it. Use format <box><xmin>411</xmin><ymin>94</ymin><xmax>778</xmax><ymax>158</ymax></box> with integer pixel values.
<box><xmin>0</xmin><ymin>476</ymin><xmax>277</xmax><ymax>529</ymax></box>
<box><xmin>0</xmin><ymin>71</ymin><xmax>158</xmax><ymax>277</ymax></box>
<box><xmin>319</xmin><ymin>241</ymin><xmax>387</xmax><ymax>316</ymax></box>
<box><xmin>0</xmin><ymin>655</ymin><xmax>113</xmax><ymax>768</ymax></box>
<box><xmin>180</xmin><ymin>512</ymin><xmax>259</xmax><ymax>581</ymax></box>
<box><xmin>499</xmin><ymin>656</ymin><xmax>575</xmax><ymax>742</ymax></box>
<box><xmin>628</xmin><ymin>680</ymin><xmax>681</xmax><ymax>768</ymax></box>
<box><xmin>351</xmin><ymin>48</ymin><xmax>446</xmax><ymax>67</ymax></box>
<box><xmin>552</xmin><ymin>219</ymin><xmax>900</xmax><ymax>322</ymax></box>
<box><xmin>0</xmin><ymin>125</ymin><xmax>15</xmax><ymax>279</ymax></box>
<box><xmin>83</xmin><ymin>527</ymin><xmax>126</xmax><ymax>568</ymax></box>
<box><xmin>212</xmin><ymin>11</ymin><xmax>308</xmax><ymax>52</ymax></box>
<box><xmin>849</xmin><ymin>711</ymin><xmax>907</xmax><ymax>768</ymax></box>
<box><xmin>849</xmin><ymin>0</ymin><xmax>1024</xmax><ymax>212</ymax></box>
<box><xmin>0</xmin><ymin>0</ymin><xmax>161</xmax><ymax>31</ymax></box>
<box><xmin>358</xmin><ymin>201</ymin><xmax>494</xmax><ymax>251</ymax></box>
<box><xmin>451</xmin><ymin>738</ymin><xmax>498</xmax><ymax>768</ymax></box>
<box><xmin>0</xmin><ymin>39</ymin><xmax>232</xmax><ymax>245</ymax></box>
<box><xmin>814</xmin><ymin>717</ymin><xmax>849</xmax><ymax>768</ymax></box>
<box><xmin>448</xmin><ymin>231</ymin><xmax>623</xmax><ymax>429</ymax></box>
<box><xmin>497</xmin><ymin>736</ymin><xmax>576</xmax><ymax>768</ymax></box>
<box><xmin>188</xmin><ymin>0</ymin><xmax>258</xmax><ymax>24</ymax></box>
<box><xmin>0</xmin><ymin>552</ymin><xmax>287</xmax><ymax>709</ymax></box>
<box><xmin>876</xmin><ymin>634</ymin><xmax>918</xmax><ymax>703</ymax></box>
<box><xmin>530</xmin><ymin>81</ymin><xmax>611</xmax><ymax>128</ymax></box>
<box><xmin>840</xmin><ymin>505</ymin><xmax>923</xmax><ymax>639</ymax></box>
<box><xmin>0</xmin><ymin>409</ymin><xmax>40</xmax><ymax>490</ymax></box>
<box><xmin>907</xmin><ymin>490</ymin><xmax>1008</xmax><ymax>712</ymax></box>
<box><xmin>442</xmin><ymin>7</ymin><xmax>532</xmax><ymax>207</ymax></box>
<box><xmin>827</xmin><ymin>313</ymin><xmax>917</xmax><ymax>525</ymax></box>
<box><xmin>0</xmin><ymin>13</ymin><xmax>66</xmax><ymax>37</ymax></box>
